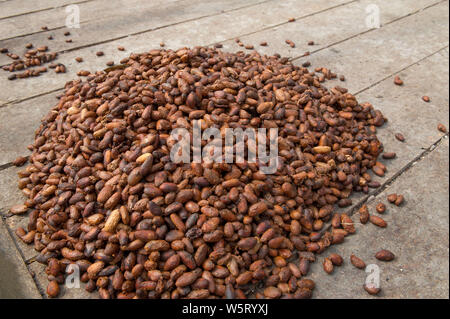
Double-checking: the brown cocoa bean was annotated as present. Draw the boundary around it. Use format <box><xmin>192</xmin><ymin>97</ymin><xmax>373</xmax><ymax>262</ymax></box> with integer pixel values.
<box><xmin>47</xmin><ymin>280</ymin><xmax>60</xmax><ymax>298</ymax></box>
<box><xmin>350</xmin><ymin>254</ymin><xmax>366</xmax><ymax>269</ymax></box>
<box><xmin>375</xmin><ymin>249</ymin><xmax>395</xmax><ymax>261</ymax></box>
<box><xmin>323</xmin><ymin>258</ymin><xmax>333</xmax><ymax>274</ymax></box>
<box><xmin>369</xmin><ymin>215</ymin><xmax>387</xmax><ymax>228</ymax></box>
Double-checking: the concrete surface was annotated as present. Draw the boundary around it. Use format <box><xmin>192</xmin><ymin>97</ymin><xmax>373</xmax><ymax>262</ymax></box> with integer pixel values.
<box><xmin>310</xmin><ymin>137</ymin><xmax>449</xmax><ymax>298</ymax></box>
<box><xmin>0</xmin><ymin>0</ymin><xmax>448</xmax><ymax>299</ymax></box>
<box><xmin>0</xmin><ymin>219</ymin><xmax>41</xmax><ymax>298</ymax></box>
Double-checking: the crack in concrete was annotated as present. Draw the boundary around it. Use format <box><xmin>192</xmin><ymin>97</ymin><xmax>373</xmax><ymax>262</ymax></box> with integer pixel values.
<box><xmin>0</xmin><ymin>0</ymin><xmax>210</xmax><ymax>41</ymax></box>
<box><xmin>0</xmin><ymin>0</ymin><xmax>447</xmax><ymax>299</ymax></box>
<box><xmin>353</xmin><ymin>46</ymin><xmax>449</xmax><ymax>96</ymax></box>
<box><xmin>0</xmin><ymin>161</ymin><xmax>13</xmax><ymax>171</ymax></box>
<box><xmin>0</xmin><ymin>0</ymin><xmax>441</xmax><ymax>108</ymax></box>
<box><xmin>0</xmin><ymin>44</ymin><xmax>448</xmax><ymax>171</ymax></box>
<box><xmin>346</xmin><ymin>133</ymin><xmax>449</xmax><ymax>218</ymax></box>
<box><xmin>0</xmin><ymin>87</ymin><xmax>64</xmax><ymax>110</ymax></box>
<box><xmin>1</xmin><ymin>216</ymin><xmax>45</xmax><ymax>298</ymax></box>
<box><xmin>0</xmin><ymin>0</ymin><xmax>279</xmax><ymax>108</ymax></box>
<box><xmin>0</xmin><ymin>0</ymin><xmax>274</xmax><ymax>52</ymax></box>
<box><xmin>317</xmin><ymin>133</ymin><xmax>448</xmax><ymax>241</ymax></box>
<box><xmin>290</xmin><ymin>0</ymin><xmax>448</xmax><ymax>62</ymax></box>
<box><xmin>0</xmin><ymin>0</ymin><xmax>96</xmax><ymax>22</ymax></box>
<box><xmin>206</xmin><ymin>0</ymin><xmax>359</xmax><ymax>47</ymax></box>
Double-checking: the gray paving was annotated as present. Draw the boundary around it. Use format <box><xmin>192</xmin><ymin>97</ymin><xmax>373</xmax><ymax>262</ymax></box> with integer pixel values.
<box><xmin>310</xmin><ymin>137</ymin><xmax>449</xmax><ymax>298</ymax></box>
<box><xmin>0</xmin><ymin>219</ymin><xmax>41</xmax><ymax>298</ymax></box>
<box><xmin>0</xmin><ymin>0</ymin><xmax>448</xmax><ymax>299</ymax></box>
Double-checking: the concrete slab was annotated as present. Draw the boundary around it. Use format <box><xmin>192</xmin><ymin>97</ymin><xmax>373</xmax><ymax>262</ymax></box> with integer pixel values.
<box><xmin>0</xmin><ymin>0</ymin><xmax>203</xmax><ymax>40</ymax></box>
<box><xmin>220</xmin><ymin>0</ymin><xmax>441</xmax><ymax>61</ymax></box>
<box><xmin>0</xmin><ymin>0</ymin><xmax>447</xmax><ymax>300</ymax></box>
<box><xmin>1</xmin><ymin>23</ymin><xmax>447</xmax><ymax>189</ymax></box>
<box><xmin>0</xmin><ymin>218</ymin><xmax>41</xmax><ymax>298</ymax></box>
<box><xmin>0</xmin><ymin>0</ymin><xmax>94</xmax><ymax>20</ymax></box>
<box><xmin>357</xmin><ymin>50</ymin><xmax>449</xmax><ymax>174</ymax></box>
<box><xmin>0</xmin><ymin>166</ymin><xmax>26</xmax><ymax>213</ymax></box>
<box><xmin>0</xmin><ymin>91</ymin><xmax>60</xmax><ymax>166</ymax></box>
<box><xmin>325</xmin><ymin>49</ymin><xmax>449</xmax><ymax>213</ymax></box>
<box><xmin>294</xmin><ymin>1</ymin><xmax>449</xmax><ymax>94</ymax></box>
<box><xmin>0</xmin><ymin>0</ymin><xmax>273</xmax><ymax>65</ymax></box>
<box><xmin>0</xmin><ymin>0</ymin><xmax>442</xmax><ymax>106</ymax></box>
<box><xmin>0</xmin><ymin>166</ymin><xmax>39</xmax><ymax>261</ymax></box>
<box><xmin>4</xmin><ymin>213</ymin><xmax>40</xmax><ymax>262</ymax></box>
<box><xmin>309</xmin><ymin>137</ymin><xmax>449</xmax><ymax>298</ymax></box>
<box><xmin>0</xmin><ymin>0</ymin><xmax>352</xmax><ymax>104</ymax></box>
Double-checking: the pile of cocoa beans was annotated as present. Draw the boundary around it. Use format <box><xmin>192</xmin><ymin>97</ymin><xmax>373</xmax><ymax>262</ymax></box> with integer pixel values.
<box><xmin>13</xmin><ymin>46</ymin><xmax>386</xmax><ymax>299</ymax></box>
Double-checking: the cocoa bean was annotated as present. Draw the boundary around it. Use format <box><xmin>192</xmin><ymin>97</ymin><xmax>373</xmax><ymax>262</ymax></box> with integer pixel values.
<box><xmin>375</xmin><ymin>249</ymin><xmax>395</xmax><ymax>261</ymax></box>
<box><xmin>10</xmin><ymin>46</ymin><xmax>389</xmax><ymax>300</ymax></box>
<box><xmin>350</xmin><ymin>254</ymin><xmax>366</xmax><ymax>269</ymax></box>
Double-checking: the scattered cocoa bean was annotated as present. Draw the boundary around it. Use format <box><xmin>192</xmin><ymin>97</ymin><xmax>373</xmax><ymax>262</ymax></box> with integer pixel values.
<box><xmin>395</xmin><ymin>133</ymin><xmax>405</xmax><ymax>142</ymax></box>
<box><xmin>375</xmin><ymin>249</ymin><xmax>395</xmax><ymax>261</ymax></box>
<box><xmin>393</xmin><ymin>76</ymin><xmax>403</xmax><ymax>85</ymax></box>
<box><xmin>437</xmin><ymin>123</ymin><xmax>447</xmax><ymax>133</ymax></box>
<box><xmin>376</xmin><ymin>203</ymin><xmax>386</xmax><ymax>214</ymax></box>
<box><xmin>328</xmin><ymin>253</ymin><xmax>343</xmax><ymax>266</ymax></box>
<box><xmin>359</xmin><ymin>204</ymin><xmax>370</xmax><ymax>224</ymax></box>
<box><xmin>47</xmin><ymin>280</ymin><xmax>60</xmax><ymax>298</ymax></box>
<box><xmin>370</xmin><ymin>215</ymin><xmax>387</xmax><ymax>228</ymax></box>
<box><xmin>323</xmin><ymin>258</ymin><xmax>334</xmax><ymax>274</ymax></box>
<box><xmin>387</xmin><ymin>194</ymin><xmax>397</xmax><ymax>203</ymax></box>
<box><xmin>285</xmin><ymin>40</ymin><xmax>295</xmax><ymax>48</ymax></box>
<box><xmin>394</xmin><ymin>194</ymin><xmax>404</xmax><ymax>206</ymax></box>
<box><xmin>382</xmin><ymin>152</ymin><xmax>396</xmax><ymax>159</ymax></box>
<box><xmin>350</xmin><ymin>254</ymin><xmax>366</xmax><ymax>269</ymax></box>
<box><xmin>13</xmin><ymin>156</ymin><xmax>28</xmax><ymax>166</ymax></box>
<box><xmin>364</xmin><ymin>284</ymin><xmax>381</xmax><ymax>295</ymax></box>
